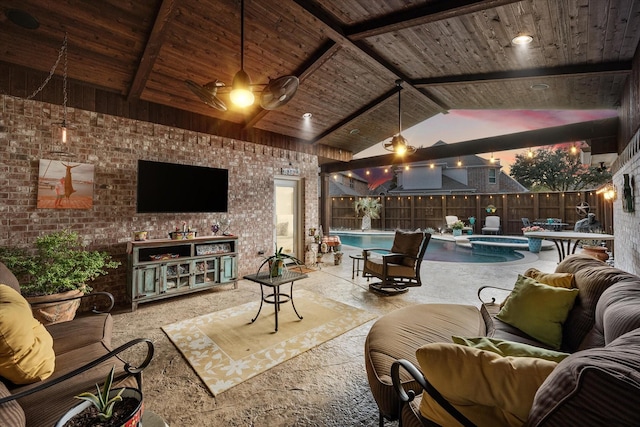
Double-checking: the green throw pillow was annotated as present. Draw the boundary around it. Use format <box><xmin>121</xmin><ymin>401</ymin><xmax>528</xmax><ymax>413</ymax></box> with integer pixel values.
<box><xmin>452</xmin><ymin>336</ymin><xmax>570</xmax><ymax>362</ymax></box>
<box><xmin>496</xmin><ymin>275</ymin><xmax>579</xmax><ymax>350</ymax></box>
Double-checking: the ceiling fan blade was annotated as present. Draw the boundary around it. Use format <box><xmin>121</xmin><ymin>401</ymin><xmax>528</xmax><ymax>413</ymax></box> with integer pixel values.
<box><xmin>185</xmin><ymin>80</ymin><xmax>228</xmax><ymax>111</ymax></box>
<box><xmin>260</xmin><ymin>75</ymin><xmax>299</xmax><ymax>110</ymax></box>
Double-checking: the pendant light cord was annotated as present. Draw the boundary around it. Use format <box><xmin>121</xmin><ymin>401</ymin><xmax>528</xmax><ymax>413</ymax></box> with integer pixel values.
<box><xmin>397</xmin><ymin>80</ymin><xmax>403</xmax><ymax>135</ymax></box>
<box><xmin>240</xmin><ymin>0</ymin><xmax>244</xmax><ymax>71</ymax></box>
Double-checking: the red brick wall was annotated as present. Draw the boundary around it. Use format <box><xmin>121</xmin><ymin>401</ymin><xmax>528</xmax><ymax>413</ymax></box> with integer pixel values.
<box><xmin>0</xmin><ymin>95</ymin><xmax>319</xmax><ymax>305</ymax></box>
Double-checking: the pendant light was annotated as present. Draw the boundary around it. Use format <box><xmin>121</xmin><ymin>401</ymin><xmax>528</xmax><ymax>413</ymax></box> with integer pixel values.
<box><xmin>229</xmin><ymin>0</ymin><xmax>255</xmax><ymax>108</ymax></box>
<box><xmin>382</xmin><ymin>80</ymin><xmax>416</xmax><ymax>156</ymax></box>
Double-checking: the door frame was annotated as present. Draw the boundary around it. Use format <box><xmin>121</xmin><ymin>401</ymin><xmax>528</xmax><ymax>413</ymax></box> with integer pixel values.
<box><xmin>274</xmin><ymin>176</ymin><xmax>304</xmax><ymax>261</ymax></box>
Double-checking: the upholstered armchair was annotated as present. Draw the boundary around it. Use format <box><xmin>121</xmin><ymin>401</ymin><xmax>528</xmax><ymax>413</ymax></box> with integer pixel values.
<box><xmin>482</xmin><ymin>216</ymin><xmax>501</xmax><ymax>234</ymax></box>
<box><xmin>362</xmin><ymin>230</ymin><xmax>431</xmax><ymax>295</ymax></box>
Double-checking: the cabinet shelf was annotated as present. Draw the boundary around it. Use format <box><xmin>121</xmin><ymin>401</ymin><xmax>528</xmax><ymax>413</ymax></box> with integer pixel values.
<box><xmin>127</xmin><ymin>235</ymin><xmax>238</xmax><ymax>311</ymax></box>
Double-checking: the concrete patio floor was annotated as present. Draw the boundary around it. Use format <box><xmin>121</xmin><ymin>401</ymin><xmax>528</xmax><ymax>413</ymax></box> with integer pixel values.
<box><xmin>111</xmin><ymin>241</ymin><xmax>566</xmax><ymax>426</ymax></box>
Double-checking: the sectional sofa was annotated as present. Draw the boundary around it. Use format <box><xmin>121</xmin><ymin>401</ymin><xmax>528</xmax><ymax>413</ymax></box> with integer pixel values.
<box><xmin>365</xmin><ymin>254</ymin><xmax>640</xmax><ymax>426</ymax></box>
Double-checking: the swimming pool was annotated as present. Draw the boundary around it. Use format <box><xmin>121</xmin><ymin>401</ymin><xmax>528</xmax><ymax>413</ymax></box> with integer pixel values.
<box><xmin>333</xmin><ymin>232</ymin><xmax>525</xmax><ymax>263</ymax></box>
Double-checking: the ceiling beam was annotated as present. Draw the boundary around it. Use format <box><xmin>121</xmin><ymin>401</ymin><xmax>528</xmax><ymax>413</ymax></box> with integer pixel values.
<box><xmin>289</xmin><ymin>0</ymin><xmax>446</xmax><ymax>112</ymax></box>
<box><xmin>320</xmin><ymin>117</ymin><xmax>619</xmax><ymax>173</ymax></box>
<box><xmin>127</xmin><ymin>0</ymin><xmax>178</xmax><ymax>101</ymax></box>
<box><xmin>310</xmin><ymin>86</ymin><xmax>400</xmax><ymax>145</ymax></box>
<box><xmin>244</xmin><ymin>41</ymin><xmax>341</xmax><ymax>130</ymax></box>
<box><xmin>346</xmin><ymin>0</ymin><xmax>523</xmax><ymax>40</ymax></box>
<box><xmin>413</xmin><ymin>61</ymin><xmax>633</xmax><ymax>86</ymax></box>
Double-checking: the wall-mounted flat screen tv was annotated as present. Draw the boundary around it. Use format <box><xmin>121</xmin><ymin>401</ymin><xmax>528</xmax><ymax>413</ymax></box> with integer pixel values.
<box><xmin>136</xmin><ymin>160</ymin><xmax>228</xmax><ymax>213</ymax></box>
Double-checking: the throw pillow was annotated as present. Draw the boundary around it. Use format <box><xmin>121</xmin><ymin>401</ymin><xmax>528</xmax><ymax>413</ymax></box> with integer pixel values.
<box><xmin>416</xmin><ymin>343</ymin><xmax>557</xmax><ymax>426</ymax></box>
<box><xmin>0</xmin><ymin>284</ymin><xmax>55</xmax><ymax>384</ymax></box>
<box><xmin>497</xmin><ymin>275</ymin><xmax>579</xmax><ymax>349</ymax></box>
<box><xmin>452</xmin><ymin>336</ymin><xmax>570</xmax><ymax>362</ymax></box>
<box><xmin>524</xmin><ymin>268</ymin><xmax>575</xmax><ymax>288</ymax></box>
<box><xmin>390</xmin><ymin>230</ymin><xmax>424</xmax><ymax>267</ymax></box>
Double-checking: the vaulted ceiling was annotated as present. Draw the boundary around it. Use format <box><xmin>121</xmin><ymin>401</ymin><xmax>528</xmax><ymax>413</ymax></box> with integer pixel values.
<box><xmin>1</xmin><ymin>0</ymin><xmax>638</xmax><ymax>169</ymax></box>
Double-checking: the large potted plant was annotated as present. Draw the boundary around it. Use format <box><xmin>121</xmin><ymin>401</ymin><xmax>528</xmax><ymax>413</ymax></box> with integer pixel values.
<box><xmin>0</xmin><ymin>230</ymin><xmax>120</xmax><ymax>324</ymax></box>
<box><xmin>451</xmin><ymin>220</ymin><xmax>465</xmax><ymax>237</ymax></box>
<box><xmin>355</xmin><ymin>197</ymin><xmax>382</xmax><ymax>231</ymax></box>
<box><xmin>55</xmin><ymin>365</ymin><xmax>143</xmax><ymax>427</ymax></box>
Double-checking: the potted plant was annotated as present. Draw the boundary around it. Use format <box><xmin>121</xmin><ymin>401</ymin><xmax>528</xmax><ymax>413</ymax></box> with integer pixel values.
<box><xmin>269</xmin><ymin>247</ymin><xmax>286</xmax><ymax>277</ymax></box>
<box><xmin>451</xmin><ymin>220</ymin><xmax>465</xmax><ymax>236</ymax></box>
<box><xmin>55</xmin><ymin>365</ymin><xmax>143</xmax><ymax>427</ymax></box>
<box><xmin>522</xmin><ymin>225</ymin><xmax>545</xmax><ymax>253</ymax></box>
<box><xmin>0</xmin><ymin>230</ymin><xmax>120</xmax><ymax>324</ymax></box>
<box><xmin>355</xmin><ymin>197</ymin><xmax>381</xmax><ymax>231</ymax></box>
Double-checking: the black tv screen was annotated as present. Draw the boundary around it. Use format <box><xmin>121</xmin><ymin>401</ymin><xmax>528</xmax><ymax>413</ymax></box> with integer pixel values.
<box><xmin>136</xmin><ymin>160</ymin><xmax>228</xmax><ymax>213</ymax></box>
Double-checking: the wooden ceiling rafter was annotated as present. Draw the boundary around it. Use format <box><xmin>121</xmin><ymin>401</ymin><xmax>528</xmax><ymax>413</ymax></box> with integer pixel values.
<box><xmin>127</xmin><ymin>0</ymin><xmax>179</xmax><ymax>101</ymax></box>
<box><xmin>321</xmin><ymin>117</ymin><xmax>620</xmax><ymax>173</ymax></box>
<box><xmin>243</xmin><ymin>40</ymin><xmax>341</xmax><ymax>130</ymax></box>
<box><xmin>413</xmin><ymin>61</ymin><xmax>634</xmax><ymax>86</ymax></box>
<box><xmin>345</xmin><ymin>0</ymin><xmax>525</xmax><ymax>40</ymax></box>
<box><xmin>289</xmin><ymin>0</ymin><xmax>445</xmax><ymax>113</ymax></box>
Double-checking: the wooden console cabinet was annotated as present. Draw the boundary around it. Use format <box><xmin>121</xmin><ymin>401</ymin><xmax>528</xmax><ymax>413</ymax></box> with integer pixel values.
<box><xmin>126</xmin><ymin>235</ymin><xmax>238</xmax><ymax>311</ymax></box>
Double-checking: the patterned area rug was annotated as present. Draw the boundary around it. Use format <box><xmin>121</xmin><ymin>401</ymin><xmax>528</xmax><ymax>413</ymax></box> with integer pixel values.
<box><xmin>162</xmin><ymin>290</ymin><xmax>376</xmax><ymax>395</ymax></box>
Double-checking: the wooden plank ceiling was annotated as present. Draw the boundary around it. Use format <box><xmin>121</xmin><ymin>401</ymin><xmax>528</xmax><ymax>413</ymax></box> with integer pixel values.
<box><xmin>0</xmin><ymin>0</ymin><xmax>638</xmax><ymax>166</ymax></box>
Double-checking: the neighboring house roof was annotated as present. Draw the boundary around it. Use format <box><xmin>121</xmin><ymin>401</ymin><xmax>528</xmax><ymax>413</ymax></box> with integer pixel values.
<box><xmin>329</xmin><ymin>180</ymin><xmax>363</xmax><ymax>197</ymax></box>
<box><xmin>499</xmin><ymin>170</ymin><xmax>529</xmax><ymax>193</ymax></box>
<box><xmin>388</xmin><ymin>175</ymin><xmax>476</xmax><ymax>195</ymax></box>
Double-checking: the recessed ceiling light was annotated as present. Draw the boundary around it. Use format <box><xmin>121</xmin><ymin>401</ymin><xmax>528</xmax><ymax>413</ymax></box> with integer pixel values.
<box><xmin>349</xmin><ymin>128</ymin><xmax>360</xmax><ymax>135</ymax></box>
<box><xmin>302</xmin><ymin>112</ymin><xmax>312</xmax><ymax>119</ymax></box>
<box><xmin>530</xmin><ymin>83</ymin><xmax>550</xmax><ymax>90</ymax></box>
<box><xmin>5</xmin><ymin>9</ymin><xmax>39</xmax><ymax>30</ymax></box>
<box><xmin>511</xmin><ymin>35</ymin><xmax>533</xmax><ymax>45</ymax></box>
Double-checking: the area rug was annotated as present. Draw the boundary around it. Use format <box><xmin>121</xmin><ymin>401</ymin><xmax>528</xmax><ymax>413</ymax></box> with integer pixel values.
<box><xmin>162</xmin><ymin>290</ymin><xmax>376</xmax><ymax>395</ymax></box>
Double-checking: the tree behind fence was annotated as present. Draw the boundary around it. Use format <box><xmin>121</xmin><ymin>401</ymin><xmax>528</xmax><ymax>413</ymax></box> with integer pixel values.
<box><xmin>330</xmin><ymin>191</ymin><xmax>612</xmax><ymax>235</ymax></box>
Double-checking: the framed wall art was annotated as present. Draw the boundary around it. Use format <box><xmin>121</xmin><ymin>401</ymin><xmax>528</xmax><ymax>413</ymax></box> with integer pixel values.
<box><xmin>37</xmin><ymin>159</ymin><xmax>95</xmax><ymax>209</ymax></box>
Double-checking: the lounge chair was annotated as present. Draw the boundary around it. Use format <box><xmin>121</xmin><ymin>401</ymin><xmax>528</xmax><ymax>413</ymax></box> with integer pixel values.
<box><xmin>362</xmin><ymin>230</ymin><xmax>431</xmax><ymax>295</ymax></box>
<box><xmin>482</xmin><ymin>216</ymin><xmax>501</xmax><ymax>234</ymax></box>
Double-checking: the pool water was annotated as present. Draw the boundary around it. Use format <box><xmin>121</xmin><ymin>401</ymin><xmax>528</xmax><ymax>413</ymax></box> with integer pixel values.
<box><xmin>334</xmin><ymin>233</ymin><xmax>524</xmax><ymax>263</ymax></box>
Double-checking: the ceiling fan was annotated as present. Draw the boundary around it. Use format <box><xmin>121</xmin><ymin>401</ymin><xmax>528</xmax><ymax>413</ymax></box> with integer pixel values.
<box><xmin>383</xmin><ymin>80</ymin><xmax>417</xmax><ymax>156</ymax></box>
<box><xmin>185</xmin><ymin>0</ymin><xmax>299</xmax><ymax>112</ymax></box>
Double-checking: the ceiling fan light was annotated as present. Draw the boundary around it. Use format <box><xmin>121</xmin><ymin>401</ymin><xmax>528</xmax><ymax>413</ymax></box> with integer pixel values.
<box><xmin>230</xmin><ymin>69</ymin><xmax>254</xmax><ymax>107</ymax></box>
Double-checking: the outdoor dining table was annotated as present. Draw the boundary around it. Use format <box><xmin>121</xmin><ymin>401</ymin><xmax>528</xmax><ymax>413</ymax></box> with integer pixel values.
<box><xmin>524</xmin><ymin>231</ymin><xmax>614</xmax><ymax>263</ymax></box>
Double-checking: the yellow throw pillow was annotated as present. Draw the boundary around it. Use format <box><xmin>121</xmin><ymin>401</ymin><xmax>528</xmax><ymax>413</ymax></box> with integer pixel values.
<box><xmin>497</xmin><ymin>275</ymin><xmax>579</xmax><ymax>349</ymax></box>
<box><xmin>524</xmin><ymin>268</ymin><xmax>575</xmax><ymax>288</ymax></box>
<box><xmin>0</xmin><ymin>284</ymin><xmax>55</xmax><ymax>384</ymax></box>
<box><xmin>416</xmin><ymin>343</ymin><xmax>557</xmax><ymax>427</ymax></box>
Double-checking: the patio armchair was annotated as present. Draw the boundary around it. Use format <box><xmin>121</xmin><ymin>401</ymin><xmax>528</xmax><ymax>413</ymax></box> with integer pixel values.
<box><xmin>445</xmin><ymin>215</ymin><xmax>459</xmax><ymax>232</ymax></box>
<box><xmin>362</xmin><ymin>230</ymin><xmax>431</xmax><ymax>295</ymax></box>
<box><xmin>482</xmin><ymin>216</ymin><xmax>501</xmax><ymax>234</ymax></box>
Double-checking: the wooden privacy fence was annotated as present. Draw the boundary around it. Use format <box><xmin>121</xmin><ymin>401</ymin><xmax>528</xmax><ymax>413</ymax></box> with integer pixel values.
<box><xmin>330</xmin><ymin>191</ymin><xmax>613</xmax><ymax>236</ymax></box>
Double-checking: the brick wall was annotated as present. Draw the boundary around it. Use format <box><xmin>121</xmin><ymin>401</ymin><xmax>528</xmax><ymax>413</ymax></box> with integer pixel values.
<box><xmin>612</xmin><ymin>130</ymin><xmax>640</xmax><ymax>276</ymax></box>
<box><xmin>0</xmin><ymin>95</ymin><xmax>319</xmax><ymax>304</ymax></box>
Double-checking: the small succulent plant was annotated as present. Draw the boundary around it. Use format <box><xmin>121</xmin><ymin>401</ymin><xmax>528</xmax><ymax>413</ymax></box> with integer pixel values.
<box><xmin>75</xmin><ymin>365</ymin><xmax>123</xmax><ymax>422</ymax></box>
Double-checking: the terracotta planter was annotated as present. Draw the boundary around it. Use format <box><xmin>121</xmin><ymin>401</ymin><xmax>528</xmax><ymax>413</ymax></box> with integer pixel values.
<box><xmin>55</xmin><ymin>387</ymin><xmax>143</xmax><ymax>427</ymax></box>
<box><xmin>582</xmin><ymin>245</ymin><xmax>609</xmax><ymax>262</ymax></box>
<box><xmin>27</xmin><ymin>289</ymin><xmax>83</xmax><ymax>325</ymax></box>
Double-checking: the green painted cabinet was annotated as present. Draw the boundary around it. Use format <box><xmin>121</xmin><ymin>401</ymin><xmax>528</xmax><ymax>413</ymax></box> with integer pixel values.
<box><xmin>127</xmin><ymin>235</ymin><xmax>238</xmax><ymax>310</ymax></box>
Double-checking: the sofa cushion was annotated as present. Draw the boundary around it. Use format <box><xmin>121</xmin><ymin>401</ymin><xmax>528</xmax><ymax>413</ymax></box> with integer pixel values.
<box><xmin>416</xmin><ymin>343</ymin><xmax>557</xmax><ymax>426</ymax></box>
<box><xmin>579</xmin><ymin>280</ymin><xmax>640</xmax><ymax>350</ymax></box>
<box><xmin>524</xmin><ymin>268</ymin><xmax>574</xmax><ymax>288</ymax></box>
<box><xmin>364</xmin><ymin>304</ymin><xmax>485</xmax><ymax>420</ymax></box>
<box><xmin>46</xmin><ymin>313</ymin><xmax>113</xmax><ymax>355</ymax></box>
<box><xmin>0</xmin><ymin>381</ymin><xmax>26</xmax><ymax>427</ymax></box>
<box><xmin>452</xmin><ymin>336</ymin><xmax>570</xmax><ymax>362</ymax></box>
<box><xmin>390</xmin><ymin>230</ymin><xmax>424</xmax><ymax>267</ymax></box>
<box><xmin>527</xmin><ymin>327</ymin><xmax>640</xmax><ymax>426</ymax></box>
<box><xmin>497</xmin><ymin>275</ymin><xmax>579</xmax><ymax>349</ymax></box>
<box><xmin>0</xmin><ymin>285</ymin><xmax>55</xmax><ymax>384</ymax></box>
<box><xmin>555</xmin><ymin>254</ymin><xmax>638</xmax><ymax>352</ymax></box>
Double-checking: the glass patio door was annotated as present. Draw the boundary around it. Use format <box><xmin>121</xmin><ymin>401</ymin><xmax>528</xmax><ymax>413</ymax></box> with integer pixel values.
<box><xmin>274</xmin><ymin>178</ymin><xmax>302</xmax><ymax>260</ymax></box>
